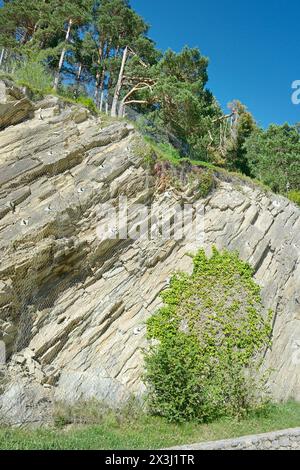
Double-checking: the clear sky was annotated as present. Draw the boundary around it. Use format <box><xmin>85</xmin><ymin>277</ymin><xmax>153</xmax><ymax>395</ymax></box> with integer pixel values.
<box><xmin>131</xmin><ymin>0</ymin><xmax>300</xmax><ymax>128</ymax></box>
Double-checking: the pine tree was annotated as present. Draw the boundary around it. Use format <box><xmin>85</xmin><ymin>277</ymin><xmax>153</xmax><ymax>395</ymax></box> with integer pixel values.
<box><xmin>0</xmin><ymin>1</ymin><xmax>239</xmax><ymax>165</ymax></box>
<box><xmin>245</xmin><ymin>123</ymin><xmax>300</xmax><ymax>192</ymax></box>
<box><xmin>50</xmin><ymin>0</ymin><xmax>93</xmax><ymax>90</ymax></box>
<box><xmin>0</xmin><ymin>0</ymin><xmax>49</xmax><ymax>50</ymax></box>
<box><xmin>148</xmin><ymin>47</ymin><xmax>219</xmax><ymax>158</ymax></box>
<box><xmin>225</xmin><ymin>100</ymin><xmax>257</xmax><ymax>173</ymax></box>
<box><xmin>91</xmin><ymin>0</ymin><xmax>151</xmax><ymax>114</ymax></box>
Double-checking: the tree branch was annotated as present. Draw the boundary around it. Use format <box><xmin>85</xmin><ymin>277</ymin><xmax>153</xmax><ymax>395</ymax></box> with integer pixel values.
<box><xmin>123</xmin><ymin>76</ymin><xmax>156</xmax><ymax>84</ymax></box>
<box><xmin>127</xmin><ymin>46</ymin><xmax>148</xmax><ymax>67</ymax></box>
<box><xmin>123</xmin><ymin>99</ymin><xmax>149</xmax><ymax>105</ymax></box>
<box><xmin>212</xmin><ymin>112</ymin><xmax>234</xmax><ymax>123</ymax></box>
<box><xmin>122</xmin><ymin>82</ymin><xmax>154</xmax><ymax>105</ymax></box>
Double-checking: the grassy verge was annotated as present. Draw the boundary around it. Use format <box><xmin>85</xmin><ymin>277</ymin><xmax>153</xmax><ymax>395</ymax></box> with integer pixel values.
<box><xmin>0</xmin><ymin>402</ymin><xmax>299</xmax><ymax>450</ymax></box>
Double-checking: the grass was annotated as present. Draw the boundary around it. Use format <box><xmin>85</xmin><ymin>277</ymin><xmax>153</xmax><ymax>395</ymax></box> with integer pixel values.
<box><xmin>287</xmin><ymin>190</ymin><xmax>300</xmax><ymax>207</ymax></box>
<box><xmin>0</xmin><ymin>402</ymin><xmax>299</xmax><ymax>450</ymax></box>
<box><xmin>139</xmin><ymin>136</ymin><xmax>219</xmax><ymax>174</ymax></box>
<box><xmin>140</xmin><ymin>136</ymin><xmax>272</xmax><ymax>195</ymax></box>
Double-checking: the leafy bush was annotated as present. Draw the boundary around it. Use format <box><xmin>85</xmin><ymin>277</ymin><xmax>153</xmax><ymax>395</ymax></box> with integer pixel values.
<box><xmin>145</xmin><ymin>248</ymin><xmax>273</xmax><ymax>423</ymax></box>
<box><xmin>13</xmin><ymin>61</ymin><xmax>53</xmax><ymax>96</ymax></box>
<box><xmin>198</xmin><ymin>169</ymin><xmax>214</xmax><ymax>197</ymax></box>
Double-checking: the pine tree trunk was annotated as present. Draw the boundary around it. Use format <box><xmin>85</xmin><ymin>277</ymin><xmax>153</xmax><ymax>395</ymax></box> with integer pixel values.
<box><xmin>111</xmin><ymin>46</ymin><xmax>128</xmax><ymax>117</ymax></box>
<box><xmin>99</xmin><ymin>91</ymin><xmax>104</xmax><ymax>112</ymax></box>
<box><xmin>94</xmin><ymin>41</ymin><xmax>105</xmax><ymax>106</ymax></box>
<box><xmin>0</xmin><ymin>49</ymin><xmax>5</xmax><ymax>68</ymax></box>
<box><xmin>94</xmin><ymin>71</ymin><xmax>100</xmax><ymax>103</ymax></box>
<box><xmin>98</xmin><ymin>68</ymin><xmax>106</xmax><ymax>109</ymax></box>
<box><xmin>118</xmin><ymin>101</ymin><xmax>125</xmax><ymax>118</ymax></box>
<box><xmin>75</xmin><ymin>64</ymin><xmax>82</xmax><ymax>97</ymax></box>
<box><xmin>77</xmin><ymin>63</ymin><xmax>82</xmax><ymax>81</ymax></box>
<box><xmin>53</xmin><ymin>18</ymin><xmax>73</xmax><ymax>91</ymax></box>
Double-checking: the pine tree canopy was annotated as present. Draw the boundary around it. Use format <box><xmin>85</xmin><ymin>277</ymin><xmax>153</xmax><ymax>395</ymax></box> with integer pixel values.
<box><xmin>0</xmin><ymin>0</ymin><xmax>299</xmax><ymax>197</ymax></box>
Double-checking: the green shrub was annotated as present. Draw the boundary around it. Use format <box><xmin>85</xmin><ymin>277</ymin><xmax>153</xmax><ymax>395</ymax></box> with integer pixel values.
<box><xmin>13</xmin><ymin>61</ymin><xmax>53</xmax><ymax>96</ymax></box>
<box><xmin>287</xmin><ymin>190</ymin><xmax>300</xmax><ymax>206</ymax></box>
<box><xmin>56</xmin><ymin>85</ymin><xmax>99</xmax><ymax>114</ymax></box>
<box><xmin>145</xmin><ymin>248</ymin><xmax>273</xmax><ymax>423</ymax></box>
<box><xmin>75</xmin><ymin>96</ymin><xmax>98</xmax><ymax>114</ymax></box>
<box><xmin>198</xmin><ymin>170</ymin><xmax>214</xmax><ymax>197</ymax></box>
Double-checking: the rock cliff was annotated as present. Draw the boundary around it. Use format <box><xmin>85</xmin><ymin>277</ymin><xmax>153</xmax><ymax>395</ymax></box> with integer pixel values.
<box><xmin>0</xmin><ymin>81</ymin><xmax>299</xmax><ymax>426</ymax></box>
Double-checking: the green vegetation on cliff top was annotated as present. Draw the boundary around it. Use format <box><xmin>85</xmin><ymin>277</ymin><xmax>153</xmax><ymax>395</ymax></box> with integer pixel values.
<box><xmin>0</xmin><ymin>1</ymin><xmax>299</xmax><ymax>203</ymax></box>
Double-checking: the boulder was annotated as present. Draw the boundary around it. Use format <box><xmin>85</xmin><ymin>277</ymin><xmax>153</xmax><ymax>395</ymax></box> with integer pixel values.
<box><xmin>0</xmin><ymin>79</ymin><xmax>34</xmax><ymax>130</ymax></box>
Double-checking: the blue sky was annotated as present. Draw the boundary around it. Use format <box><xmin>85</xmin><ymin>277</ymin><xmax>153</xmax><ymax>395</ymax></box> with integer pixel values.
<box><xmin>131</xmin><ymin>0</ymin><xmax>300</xmax><ymax>128</ymax></box>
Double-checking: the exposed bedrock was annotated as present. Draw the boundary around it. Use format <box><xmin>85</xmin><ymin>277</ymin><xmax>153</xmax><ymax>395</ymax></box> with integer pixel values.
<box><xmin>0</xmin><ymin>81</ymin><xmax>299</xmax><ymax>425</ymax></box>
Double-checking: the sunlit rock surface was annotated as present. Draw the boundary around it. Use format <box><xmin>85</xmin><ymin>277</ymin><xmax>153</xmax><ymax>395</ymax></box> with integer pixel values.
<box><xmin>0</xmin><ymin>81</ymin><xmax>299</xmax><ymax>425</ymax></box>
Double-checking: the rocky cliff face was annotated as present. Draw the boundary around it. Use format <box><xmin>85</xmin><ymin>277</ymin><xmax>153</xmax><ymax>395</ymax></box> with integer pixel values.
<box><xmin>0</xmin><ymin>81</ymin><xmax>299</xmax><ymax>426</ymax></box>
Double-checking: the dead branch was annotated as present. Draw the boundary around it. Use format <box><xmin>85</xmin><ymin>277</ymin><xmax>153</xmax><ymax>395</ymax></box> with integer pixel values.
<box><xmin>212</xmin><ymin>112</ymin><xmax>234</xmax><ymax>123</ymax></box>
<box><xmin>208</xmin><ymin>130</ymin><xmax>214</xmax><ymax>143</ymax></box>
<box><xmin>123</xmin><ymin>100</ymin><xmax>149</xmax><ymax>105</ymax></box>
<box><xmin>127</xmin><ymin>47</ymin><xmax>148</xmax><ymax>68</ymax></box>
<box><xmin>122</xmin><ymin>82</ymin><xmax>153</xmax><ymax>106</ymax></box>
